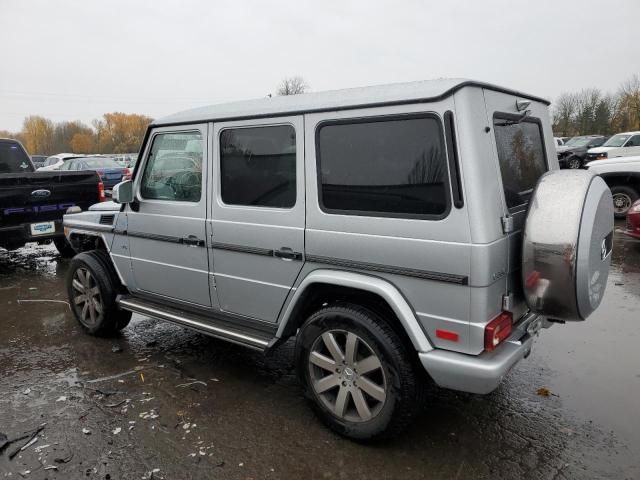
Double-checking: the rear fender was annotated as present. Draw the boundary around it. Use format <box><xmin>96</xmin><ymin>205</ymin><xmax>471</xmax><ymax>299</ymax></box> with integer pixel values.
<box><xmin>276</xmin><ymin>269</ymin><xmax>434</xmax><ymax>353</ymax></box>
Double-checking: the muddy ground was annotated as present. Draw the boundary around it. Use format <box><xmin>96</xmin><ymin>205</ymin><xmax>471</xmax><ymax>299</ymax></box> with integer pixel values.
<box><xmin>1</xmin><ymin>227</ymin><xmax>639</xmax><ymax>480</ymax></box>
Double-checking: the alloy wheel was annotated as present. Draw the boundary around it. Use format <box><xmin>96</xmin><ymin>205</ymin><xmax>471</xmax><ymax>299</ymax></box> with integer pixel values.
<box><xmin>613</xmin><ymin>193</ymin><xmax>632</xmax><ymax>215</ymax></box>
<box><xmin>308</xmin><ymin>330</ymin><xmax>387</xmax><ymax>422</ymax></box>
<box><xmin>71</xmin><ymin>267</ymin><xmax>103</xmax><ymax>327</ymax></box>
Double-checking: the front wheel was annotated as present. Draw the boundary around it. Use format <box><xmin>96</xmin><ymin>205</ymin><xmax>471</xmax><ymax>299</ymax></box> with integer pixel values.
<box><xmin>567</xmin><ymin>156</ymin><xmax>582</xmax><ymax>169</ymax></box>
<box><xmin>295</xmin><ymin>304</ymin><xmax>421</xmax><ymax>441</ymax></box>
<box><xmin>66</xmin><ymin>251</ymin><xmax>131</xmax><ymax>335</ymax></box>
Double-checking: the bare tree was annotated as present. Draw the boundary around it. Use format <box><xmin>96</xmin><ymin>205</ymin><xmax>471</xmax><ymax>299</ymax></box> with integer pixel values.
<box><xmin>277</xmin><ymin>76</ymin><xmax>309</xmax><ymax>96</ymax></box>
<box><xmin>552</xmin><ymin>93</ymin><xmax>577</xmax><ymax>136</ymax></box>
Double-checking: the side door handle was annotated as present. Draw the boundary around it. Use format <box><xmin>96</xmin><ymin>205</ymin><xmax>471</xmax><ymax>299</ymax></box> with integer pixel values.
<box><xmin>181</xmin><ymin>235</ymin><xmax>204</xmax><ymax>247</ymax></box>
<box><xmin>274</xmin><ymin>247</ymin><xmax>302</xmax><ymax>261</ymax></box>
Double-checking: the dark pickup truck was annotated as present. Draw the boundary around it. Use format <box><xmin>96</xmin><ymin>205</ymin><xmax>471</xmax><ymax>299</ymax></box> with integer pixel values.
<box><xmin>1</xmin><ymin>139</ymin><xmax>104</xmax><ymax>257</ymax></box>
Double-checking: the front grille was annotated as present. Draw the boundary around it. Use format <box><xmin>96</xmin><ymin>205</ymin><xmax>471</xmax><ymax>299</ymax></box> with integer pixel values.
<box><xmin>99</xmin><ymin>214</ymin><xmax>115</xmax><ymax>225</ymax></box>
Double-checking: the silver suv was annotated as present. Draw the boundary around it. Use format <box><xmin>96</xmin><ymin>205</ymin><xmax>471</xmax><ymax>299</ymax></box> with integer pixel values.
<box><xmin>63</xmin><ymin>79</ymin><xmax>613</xmax><ymax>440</ymax></box>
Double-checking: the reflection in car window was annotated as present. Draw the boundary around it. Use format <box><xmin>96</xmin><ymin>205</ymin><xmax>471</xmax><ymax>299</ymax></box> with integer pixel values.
<box><xmin>140</xmin><ymin>131</ymin><xmax>203</xmax><ymax>202</ymax></box>
<box><xmin>494</xmin><ymin>117</ymin><xmax>547</xmax><ymax>210</ymax></box>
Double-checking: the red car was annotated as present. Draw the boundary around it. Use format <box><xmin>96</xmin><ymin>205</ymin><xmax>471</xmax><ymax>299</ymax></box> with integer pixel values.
<box><xmin>624</xmin><ymin>199</ymin><xmax>640</xmax><ymax>240</ymax></box>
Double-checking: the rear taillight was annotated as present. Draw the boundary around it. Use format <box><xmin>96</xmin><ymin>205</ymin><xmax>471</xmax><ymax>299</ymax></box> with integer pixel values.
<box><xmin>484</xmin><ymin>312</ymin><xmax>513</xmax><ymax>352</ymax></box>
<box><xmin>98</xmin><ymin>181</ymin><xmax>106</xmax><ymax>202</ymax></box>
<box><xmin>123</xmin><ymin>168</ymin><xmax>132</xmax><ymax>181</ymax></box>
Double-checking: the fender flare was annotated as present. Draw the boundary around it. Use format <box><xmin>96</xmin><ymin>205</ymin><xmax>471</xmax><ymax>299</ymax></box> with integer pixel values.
<box><xmin>276</xmin><ymin>269</ymin><xmax>434</xmax><ymax>353</ymax></box>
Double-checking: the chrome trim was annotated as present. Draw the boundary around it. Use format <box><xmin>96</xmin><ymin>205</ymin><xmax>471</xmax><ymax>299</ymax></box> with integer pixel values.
<box><xmin>118</xmin><ymin>298</ymin><xmax>269</xmax><ymax>350</ymax></box>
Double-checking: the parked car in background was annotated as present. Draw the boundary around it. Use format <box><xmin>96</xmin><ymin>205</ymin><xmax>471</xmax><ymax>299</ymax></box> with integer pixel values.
<box><xmin>623</xmin><ymin>199</ymin><xmax>640</xmax><ymax>240</ymax></box>
<box><xmin>557</xmin><ymin>135</ymin><xmax>608</xmax><ymax>169</ymax></box>
<box><xmin>38</xmin><ymin>153</ymin><xmax>83</xmax><ymax>171</ymax></box>
<box><xmin>587</xmin><ymin>131</ymin><xmax>640</xmax><ymax>161</ymax></box>
<box><xmin>0</xmin><ymin>138</ymin><xmax>104</xmax><ymax>257</ymax></box>
<box><xmin>30</xmin><ymin>155</ymin><xmax>48</xmax><ymax>169</ymax></box>
<box><xmin>63</xmin><ymin>79</ymin><xmax>613</xmax><ymax>440</ymax></box>
<box><xmin>59</xmin><ymin>156</ymin><xmax>131</xmax><ymax>189</ymax></box>
<box><xmin>587</xmin><ymin>155</ymin><xmax>640</xmax><ymax>218</ymax></box>
<box><xmin>112</xmin><ymin>153</ymin><xmax>138</xmax><ymax>168</ymax></box>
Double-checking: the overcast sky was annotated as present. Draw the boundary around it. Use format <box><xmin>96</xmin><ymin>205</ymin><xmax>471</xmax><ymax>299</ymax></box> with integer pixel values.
<box><xmin>1</xmin><ymin>0</ymin><xmax>639</xmax><ymax>131</ymax></box>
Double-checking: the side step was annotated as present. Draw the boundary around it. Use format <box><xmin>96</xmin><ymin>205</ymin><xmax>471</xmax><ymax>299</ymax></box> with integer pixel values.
<box><xmin>117</xmin><ymin>295</ymin><xmax>275</xmax><ymax>351</ymax></box>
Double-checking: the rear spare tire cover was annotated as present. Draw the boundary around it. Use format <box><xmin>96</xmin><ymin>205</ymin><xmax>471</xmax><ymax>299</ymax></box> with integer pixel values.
<box><xmin>522</xmin><ymin>170</ymin><xmax>613</xmax><ymax>321</ymax></box>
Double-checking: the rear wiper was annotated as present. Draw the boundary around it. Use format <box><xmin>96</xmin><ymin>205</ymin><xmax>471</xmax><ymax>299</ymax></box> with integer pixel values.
<box><xmin>494</xmin><ymin>110</ymin><xmax>531</xmax><ymax>126</ymax></box>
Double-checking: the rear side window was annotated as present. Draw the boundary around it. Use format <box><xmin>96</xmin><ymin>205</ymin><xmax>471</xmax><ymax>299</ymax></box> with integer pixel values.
<box><xmin>493</xmin><ymin>116</ymin><xmax>547</xmax><ymax>210</ymax></box>
<box><xmin>140</xmin><ymin>131</ymin><xmax>203</xmax><ymax>202</ymax></box>
<box><xmin>0</xmin><ymin>141</ymin><xmax>33</xmax><ymax>174</ymax></box>
<box><xmin>317</xmin><ymin>115</ymin><xmax>449</xmax><ymax>218</ymax></box>
<box><xmin>220</xmin><ymin>125</ymin><xmax>296</xmax><ymax>208</ymax></box>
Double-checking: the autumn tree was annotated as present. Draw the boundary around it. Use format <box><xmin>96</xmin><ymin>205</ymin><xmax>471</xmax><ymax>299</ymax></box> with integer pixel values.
<box><xmin>94</xmin><ymin>112</ymin><xmax>152</xmax><ymax>153</ymax></box>
<box><xmin>277</xmin><ymin>76</ymin><xmax>309</xmax><ymax>96</ymax></box>
<box><xmin>22</xmin><ymin>116</ymin><xmax>54</xmax><ymax>155</ymax></box>
<box><xmin>53</xmin><ymin>121</ymin><xmax>94</xmax><ymax>153</ymax></box>
<box><xmin>70</xmin><ymin>133</ymin><xmax>96</xmax><ymax>153</ymax></box>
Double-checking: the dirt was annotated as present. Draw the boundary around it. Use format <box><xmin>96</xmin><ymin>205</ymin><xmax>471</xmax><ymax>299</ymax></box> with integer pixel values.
<box><xmin>1</xmin><ymin>228</ymin><xmax>639</xmax><ymax>479</ymax></box>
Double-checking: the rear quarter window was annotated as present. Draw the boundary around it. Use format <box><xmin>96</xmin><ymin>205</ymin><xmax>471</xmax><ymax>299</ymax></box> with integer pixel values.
<box><xmin>0</xmin><ymin>141</ymin><xmax>33</xmax><ymax>174</ymax></box>
<box><xmin>316</xmin><ymin>115</ymin><xmax>450</xmax><ymax>218</ymax></box>
<box><xmin>493</xmin><ymin>115</ymin><xmax>547</xmax><ymax>210</ymax></box>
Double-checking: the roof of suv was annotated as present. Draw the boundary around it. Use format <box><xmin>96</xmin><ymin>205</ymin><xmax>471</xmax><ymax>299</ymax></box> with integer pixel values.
<box><xmin>154</xmin><ymin>78</ymin><xmax>550</xmax><ymax>126</ymax></box>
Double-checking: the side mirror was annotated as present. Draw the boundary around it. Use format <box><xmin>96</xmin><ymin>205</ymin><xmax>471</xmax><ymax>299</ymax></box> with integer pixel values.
<box><xmin>112</xmin><ymin>180</ymin><xmax>134</xmax><ymax>204</ymax></box>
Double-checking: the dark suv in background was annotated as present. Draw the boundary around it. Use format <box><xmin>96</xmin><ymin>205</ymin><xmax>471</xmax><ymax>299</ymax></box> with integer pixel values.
<box><xmin>557</xmin><ymin>135</ymin><xmax>608</xmax><ymax>169</ymax></box>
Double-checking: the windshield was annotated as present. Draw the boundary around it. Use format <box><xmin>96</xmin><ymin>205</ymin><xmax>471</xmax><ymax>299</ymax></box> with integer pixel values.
<box><xmin>563</xmin><ymin>137</ymin><xmax>579</xmax><ymax>146</ymax></box>
<box><xmin>569</xmin><ymin>137</ymin><xmax>592</xmax><ymax>147</ymax></box>
<box><xmin>603</xmin><ymin>134</ymin><xmax>630</xmax><ymax>147</ymax></box>
<box><xmin>0</xmin><ymin>141</ymin><xmax>33</xmax><ymax>174</ymax></box>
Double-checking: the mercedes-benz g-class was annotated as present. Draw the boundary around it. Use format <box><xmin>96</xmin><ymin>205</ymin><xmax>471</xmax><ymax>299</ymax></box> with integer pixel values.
<box><xmin>63</xmin><ymin>79</ymin><xmax>613</xmax><ymax>440</ymax></box>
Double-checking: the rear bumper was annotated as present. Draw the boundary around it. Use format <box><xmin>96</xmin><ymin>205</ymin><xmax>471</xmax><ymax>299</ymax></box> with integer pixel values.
<box><xmin>419</xmin><ymin>313</ymin><xmax>541</xmax><ymax>394</ymax></box>
<box><xmin>0</xmin><ymin>220</ymin><xmax>64</xmax><ymax>247</ymax></box>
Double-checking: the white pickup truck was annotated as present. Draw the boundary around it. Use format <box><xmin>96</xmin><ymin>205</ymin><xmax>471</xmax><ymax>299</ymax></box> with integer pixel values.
<box><xmin>587</xmin><ymin>155</ymin><xmax>640</xmax><ymax>218</ymax></box>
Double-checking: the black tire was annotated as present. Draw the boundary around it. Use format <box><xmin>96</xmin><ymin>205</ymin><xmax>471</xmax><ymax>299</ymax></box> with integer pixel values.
<box><xmin>66</xmin><ymin>250</ymin><xmax>131</xmax><ymax>335</ymax></box>
<box><xmin>567</xmin><ymin>156</ymin><xmax>582</xmax><ymax>169</ymax></box>
<box><xmin>610</xmin><ymin>185</ymin><xmax>639</xmax><ymax>219</ymax></box>
<box><xmin>295</xmin><ymin>304</ymin><xmax>421</xmax><ymax>441</ymax></box>
<box><xmin>53</xmin><ymin>237</ymin><xmax>76</xmax><ymax>258</ymax></box>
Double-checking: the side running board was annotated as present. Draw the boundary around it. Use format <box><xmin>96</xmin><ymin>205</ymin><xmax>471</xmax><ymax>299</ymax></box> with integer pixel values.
<box><xmin>117</xmin><ymin>296</ymin><xmax>274</xmax><ymax>351</ymax></box>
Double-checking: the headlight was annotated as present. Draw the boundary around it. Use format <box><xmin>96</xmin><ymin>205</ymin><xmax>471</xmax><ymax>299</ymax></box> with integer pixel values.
<box><xmin>595</xmin><ymin>152</ymin><xmax>608</xmax><ymax>160</ymax></box>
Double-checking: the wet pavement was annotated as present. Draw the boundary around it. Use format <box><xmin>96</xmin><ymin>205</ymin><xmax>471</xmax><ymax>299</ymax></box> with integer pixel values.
<box><xmin>1</xmin><ymin>227</ymin><xmax>639</xmax><ymax>480</ymax></box>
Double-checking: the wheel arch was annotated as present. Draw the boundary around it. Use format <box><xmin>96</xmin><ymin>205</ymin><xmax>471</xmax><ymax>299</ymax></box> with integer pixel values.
<box><xmin>276</xmin><ymin>269</ymin><xmax>433</xmax><ymax>353</ymax></box>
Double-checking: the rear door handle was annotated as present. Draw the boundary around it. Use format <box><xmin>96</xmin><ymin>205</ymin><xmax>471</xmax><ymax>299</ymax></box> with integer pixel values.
<box><xmin>181</xmin><ymin>235</ymin><xmax>204</xmax><ymax>247</ymax></box>
<box><xmin>274</xmin><ymin>247</ymin><xmax>302</xmax><ymax>261</ymax></box>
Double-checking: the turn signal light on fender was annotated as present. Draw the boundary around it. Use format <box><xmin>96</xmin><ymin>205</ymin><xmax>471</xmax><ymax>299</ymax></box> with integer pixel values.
<box><xmin>484</xmin><ymin>312</ymin><xmax>513</xmax><ymax>352</ymax></box>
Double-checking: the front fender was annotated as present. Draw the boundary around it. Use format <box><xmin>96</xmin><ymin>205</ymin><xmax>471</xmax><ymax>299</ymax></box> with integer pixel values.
<box><xmin>276</xmin><ymin>269</ymin><xmax>434</xmax><ymax>353</ymax></box>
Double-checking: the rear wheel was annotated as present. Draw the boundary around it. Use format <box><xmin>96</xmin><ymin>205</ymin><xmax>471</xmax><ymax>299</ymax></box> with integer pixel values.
<box><xmin>53</xmin><ymin>237</ymin><xmax>76</xmax><ymax>258</ymax></box>
<box><xmin>610</xmin><ymin>185</ymin><xmax>638</xmax><ymax>219</ymax></box>
<box><xmin>67</xmin><ymin>251</ymin><xmax>131</xmax><ymax>335</ymax></box>
<box><xmin>295</xmin><ymin>304</ymin><xmax>421</xmax><ymax>441</ymax></box>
